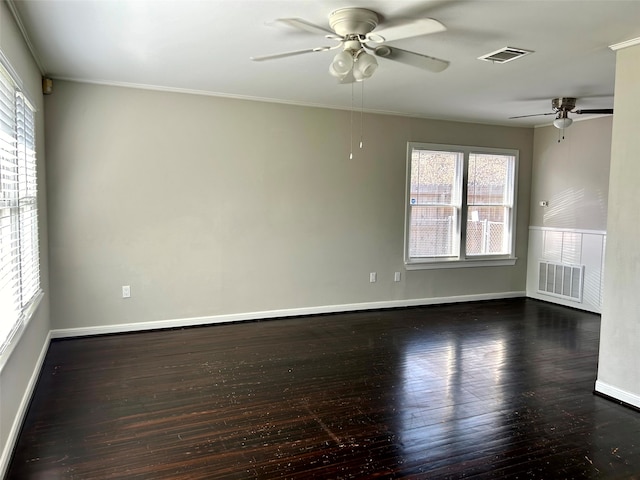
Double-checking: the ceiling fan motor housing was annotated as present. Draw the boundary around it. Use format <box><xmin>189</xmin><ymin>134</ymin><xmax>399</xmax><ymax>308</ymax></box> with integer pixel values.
<box><xmin>552</xmin><ymin>97</ymin><xmax>577</xmax><ymax>112</ymax></box>
<box><xmin>329</xmin><ymin>8</ymin><xmax>379</xmax><ymax>36</ymax></box>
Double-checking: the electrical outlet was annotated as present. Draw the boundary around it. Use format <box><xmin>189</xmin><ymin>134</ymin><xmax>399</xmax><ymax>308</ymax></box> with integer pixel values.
<box><xmin>394</xmin><ymin>272</ymin><xmax>401</xmax><ymax>282</ymax></box>
<box><xmin>369</xmin><ymin>272</ymin><xmax>377</xmax><ymax>283</ymax></box>
<box><xmin>122</xmin><ymin>285</ymin><xmax>131</xmax><ymax>298</ymax></box>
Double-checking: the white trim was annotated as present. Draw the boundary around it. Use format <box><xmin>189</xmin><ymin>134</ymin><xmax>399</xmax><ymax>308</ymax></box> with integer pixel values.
<box><xmin>405</xmin><ymin>257</ymin><xmax>517</xmax><ymax>270</ymax></box>
<box><xmin>0</xmin><ymin>330</ymin><xmax>51</xmax><ymax>479</ymax></box>
<box><xmin>595</xmin><ymin>380</ymin><xmax>640</xmax><ymax>409</ymax></box>
<box><xmin>4</xmin><ymin>0</ymin><xmax>47</xmax><ymax>74</ymax></box>
<box><xmin>0</xmin><ymin>291</ymin><xmax>45</xmax><ymax>373</ymax></box>
<box><xmin>527</xmin><ymin>292</ymin><xmax>600</xmax><ymax>314</ymax></box>
<box><xmin>0</xmin><ymin>50</ymin><xmax>23</xmax><ymax>88</ymax></box>
<box><xmin>609</xmin><ymin>37</ymin><xmax>640</xmax><ymax>51</ymax></box>
<box><xmin>528</xmin><ymin>225</ymin><xmax>606</xmax><ymax>235</ymax></box>
<box><xmin>51</xmin><ymin>291</ymin><xmax>525</xmax><ymax>339</ymax></box>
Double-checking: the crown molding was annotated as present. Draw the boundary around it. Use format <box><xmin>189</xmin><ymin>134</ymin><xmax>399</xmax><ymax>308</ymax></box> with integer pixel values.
<box><xmin>609</xmin><ymin>37</ymin><xmax>640</xmax><ymax>51</ymax></box>
<box><xmin>5</xmin><ymin>0</ymin><xmax>46</xmax><ymax>74</ymax></box>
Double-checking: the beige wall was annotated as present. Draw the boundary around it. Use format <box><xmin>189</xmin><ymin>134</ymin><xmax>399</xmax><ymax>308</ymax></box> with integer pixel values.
<box><xmin>45</xmin><ymin>81</ymin><xmax>533</xmax><ymax>331</ymax></box>
<box><xmin>597</xmin><ymin>42</ymin><xmax>640</xmax><ymax>406</ymax></box>
<box><xmin>530</xmin><ymin>116</ymin><xmax>612</xmax><ymax>231</ymax></box>
<box><xmin>0</xmin><ymin>0</ymin><xmax>50</xmax><ymax>473</ymax></box>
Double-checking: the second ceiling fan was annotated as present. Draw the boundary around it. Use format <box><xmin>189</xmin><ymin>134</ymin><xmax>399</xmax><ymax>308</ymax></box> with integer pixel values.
<box><xmin>251</xmin><ymin>7</ymin><xmax>450</xmax><ymax>83</ymax></box>
<box><xmin>510</xmin><ymin>97</ymin><xmax>614</xmax><ymax>129</ymax></box>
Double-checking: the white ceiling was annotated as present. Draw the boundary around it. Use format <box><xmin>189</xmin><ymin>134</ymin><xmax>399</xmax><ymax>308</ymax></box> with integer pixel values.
<box><xmin>9</xmin><ymin>0</ymin><xmax>640</xmax><ymax>127</ymax></box>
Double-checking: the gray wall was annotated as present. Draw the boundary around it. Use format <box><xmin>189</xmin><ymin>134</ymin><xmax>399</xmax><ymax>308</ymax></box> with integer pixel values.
<box><xmin>529</xmin><ymin>116</ymin><xmax>612</xmax><ymax>230</ymax></box>
<box><xmin>597</xmin><ymin>42</ymin><xmax>640</xmax><ymax>406</ymax></box>
<box><xmin>45</xmin><ymin>81</ymin><xmax>533</xmax><ymax>331</ymax></box>
<box><xmin>0</xmin><ymin>0</ymin><xmax>50</xmax><ymax>473</ymax></box>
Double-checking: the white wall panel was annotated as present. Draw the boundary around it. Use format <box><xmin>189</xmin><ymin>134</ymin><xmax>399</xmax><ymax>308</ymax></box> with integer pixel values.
<box><xmin>561</xmin><ymin>232</ymin><xmax>582</xmax><ymax>265</ymax></box>
<box><xmin>542</xmin><ymin>230</ymin><xmax>563</xmax><ymax>262</ymax></box>
<box><xmin>582</xmin><ymin>234</ymin><xmax>604</xmax><ymax>308</ymax></box>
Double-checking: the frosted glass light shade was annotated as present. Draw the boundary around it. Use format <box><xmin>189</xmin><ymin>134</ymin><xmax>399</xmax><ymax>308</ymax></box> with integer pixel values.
<box><xmin>352</xmin><ymin>66</ymin><xmax>365</xmax><ymax>82</ymax></box>
<box><xmin>356</xmin><ymin>52</ymin><xmax>378</xmax><ymax>78</ymax></box>
<box><xmin>329</xmin><ymin>62</ymin><xmax>343</xmax><ymax>78</ymax></box>
<box><xmin>331</xmin><ymin>51</ymin><xmax>354</xmax><ymax>77</ymax></box>
<box><xmin>553</xmin><ymin>117</ymin><xmax>573</xmax><ymax>129</ymax></box>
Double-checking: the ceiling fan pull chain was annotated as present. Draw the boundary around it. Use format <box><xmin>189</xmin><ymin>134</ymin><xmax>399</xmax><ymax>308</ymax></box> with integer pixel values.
<box><xmin>350</xmin><ymin>81</ymin><xmax>354</xmax><ymax>160</ymax></box>
<box><xmin>360</xmin><ymin>79</ymin><xmax>364</xmax><ymax>149</ymax></box>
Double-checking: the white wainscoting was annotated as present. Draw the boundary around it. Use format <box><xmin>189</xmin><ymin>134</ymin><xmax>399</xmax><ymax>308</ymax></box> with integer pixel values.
<box><xmin>527</xmin><ymin>227</ymin><xmax>606</xmax><ymax>313</ymax></box>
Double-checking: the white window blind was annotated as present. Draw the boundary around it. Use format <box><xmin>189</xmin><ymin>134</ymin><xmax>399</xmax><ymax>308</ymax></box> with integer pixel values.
<box><xmin>0</xmin><ymin>59</ymin><xmax>40</xmax><ymax>352</ymax></box>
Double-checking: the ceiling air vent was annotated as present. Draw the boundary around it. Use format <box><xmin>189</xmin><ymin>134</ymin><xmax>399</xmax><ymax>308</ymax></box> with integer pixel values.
<box><xmin>478</xmin><ymin>47</ymin><xmax>533</xmax><ymax>64</ymax></box>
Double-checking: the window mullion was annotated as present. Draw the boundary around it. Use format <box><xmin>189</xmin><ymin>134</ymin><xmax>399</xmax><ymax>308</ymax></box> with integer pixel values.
<box><xmin>459</xmin><ymin>152</ymin><xmax>470</xmax><ymax>259</ymax></box>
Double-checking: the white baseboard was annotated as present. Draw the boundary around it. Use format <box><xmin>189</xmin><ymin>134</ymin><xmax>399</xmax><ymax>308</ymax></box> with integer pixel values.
<box><xmin>595</xmin><ymin>380</ymin><xmax>640</xmax><ymax>409</ymax></box>
<box><xmin>526</xmin><ymin>291</ymin><xmax>601</xmax><ymax>314</ymax></box>
<box><xmin>51</xmin><ymin>291</ymin><xmax>525</xmax><ymax>339</ymax></box>
<box><xmin>0</xmin><ymin>330</ymin><xmax>51</xmax><ymax>478</ymax></box>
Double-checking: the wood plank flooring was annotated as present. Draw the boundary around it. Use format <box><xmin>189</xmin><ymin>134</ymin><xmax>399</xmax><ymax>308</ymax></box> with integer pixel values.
<box><xmin>7</xmin><ymin>298</ymin><xmax>640</xmax><ymax>479</ymax></box>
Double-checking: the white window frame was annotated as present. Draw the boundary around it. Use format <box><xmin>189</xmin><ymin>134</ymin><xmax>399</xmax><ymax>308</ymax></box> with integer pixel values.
<box><xmin>404</xmin><ymin>142</ymin><xmax>518</xmax><ymax>270</ymax></box>
<box><xmin>0</xmin><ymin>52</ymin><xmax>42</xmax><ymax>359</ymax></box>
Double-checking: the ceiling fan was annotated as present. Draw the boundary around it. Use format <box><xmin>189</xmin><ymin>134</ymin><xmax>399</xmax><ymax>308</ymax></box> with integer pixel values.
<box><xmin>251</xmin><ymin>7</ymin><xmax>449</xmax><ymax>83</ymax></box>
<box><xmin>510</xmin><ymin>97</ymin><xmax>614</xmax><ymax>129</ymax></box>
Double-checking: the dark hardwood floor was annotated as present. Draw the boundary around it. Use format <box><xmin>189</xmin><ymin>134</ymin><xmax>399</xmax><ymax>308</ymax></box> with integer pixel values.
<box><xmin>7</xmin><ymin>298</ymin><xmax>640</xmax><ymax>479</ymax></box>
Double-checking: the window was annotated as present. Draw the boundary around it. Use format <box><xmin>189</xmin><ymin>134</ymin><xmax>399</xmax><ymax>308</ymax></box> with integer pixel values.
<box><xmin>0</xmin><ymin>57</ymin><xmax>40</xmax><ymax>352</ymax></box>
<box><xmin>405</xmin><ymin>142</ymin><xmax>517</xmax><ymax>268</ymax></box>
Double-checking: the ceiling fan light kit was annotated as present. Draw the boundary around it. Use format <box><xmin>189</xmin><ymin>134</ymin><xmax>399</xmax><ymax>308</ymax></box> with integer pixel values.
<box><xmin>330</xmin><ymin>49</ymin><xmax>378</xmax><ymax>82</ymax></box>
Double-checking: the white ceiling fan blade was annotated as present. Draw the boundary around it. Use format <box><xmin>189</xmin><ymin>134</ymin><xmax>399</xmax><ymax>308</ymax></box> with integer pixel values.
<box><xmin>271</xmin><ymin>18</ymin><xmax>334</xmax><ymax>36</ymax></box>
<box><xmin>251</xmin><ymin>47</ymin><xmax>331</xmax><ymax>62</ymax></box>
<box><xmin>367</xmin><ymin>18</ymin><xmax>446</xmax><ymax>43</ymax></box>
<box><xmin>373</xmin><ymin>46</ymin><xmax>449</xmax><ymax>73</ymax></box>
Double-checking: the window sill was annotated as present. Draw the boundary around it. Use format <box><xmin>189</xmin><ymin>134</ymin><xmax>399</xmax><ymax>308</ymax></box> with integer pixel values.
<box><xmin>405</xmin><ymin>257</ymin><xmax>518</xmax><ymax>270</ymax></box>
<box><xmin>0</xmin><ymin>290</ymin><xmax>45</xmax><ymax>373</ymax></box>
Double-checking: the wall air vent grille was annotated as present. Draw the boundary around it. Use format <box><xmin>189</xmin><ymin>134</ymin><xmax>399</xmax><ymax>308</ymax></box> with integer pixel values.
<box><xmin>538</xmin><ymin>261</ymin><xmax>584</xmax><ymax>302</ymax></box>
<box><xmin>478</xmin><ymin>47</ymin><xmax>533</xmax><ymax>64</ymax></box>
